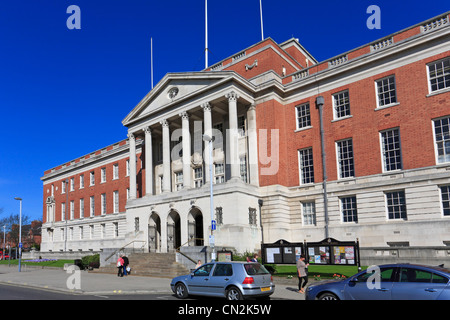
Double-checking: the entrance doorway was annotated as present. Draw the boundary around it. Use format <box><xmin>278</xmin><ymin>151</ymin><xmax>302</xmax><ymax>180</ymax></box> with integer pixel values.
<box><xmin>148</xmin><ymin>212</ymin><xmax>161</xmax><ymax>252</ymax></box>
<box><xmin>167</xmin><ymin>210</ymin><xmax>181</xmax><ymax>251</ymax></box>
<box><xmin>188</xmin><ymin>207</ymin><xmax>204</xmax><ymax>246</ymax></box>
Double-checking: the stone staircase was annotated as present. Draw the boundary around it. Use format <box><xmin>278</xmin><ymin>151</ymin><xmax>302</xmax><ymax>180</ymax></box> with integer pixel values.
<box><xmin>90</xmin><ymin>252</ymin><xmax>190</xmax><ymax>278</ymax></box>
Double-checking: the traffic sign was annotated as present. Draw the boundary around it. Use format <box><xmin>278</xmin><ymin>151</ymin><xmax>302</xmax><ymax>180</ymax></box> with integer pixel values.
<box><xmin>19</xmin><ymin>243</ymin><xmax>22</xmax><ymax>249</ymax></box>
<box><xmin>211</xmin><ymin>220</ymin><xmax>216</xmax><ymax>231</ymax></box>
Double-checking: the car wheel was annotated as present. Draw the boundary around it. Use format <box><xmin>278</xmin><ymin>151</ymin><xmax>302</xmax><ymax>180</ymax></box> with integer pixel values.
<box><xmin>318</xmin><ymin>292</ymin><xmax>339</xmax><ymax>300</ymax></box>
<box><xmin>226</xmin><ymin>286</ymin><xmax>243</xmax><ymax>300</ymax></box>
<box><xmin>175</xmin><ymin>283</ymin><xmax>188</xmax><ymax>299</ymax></box>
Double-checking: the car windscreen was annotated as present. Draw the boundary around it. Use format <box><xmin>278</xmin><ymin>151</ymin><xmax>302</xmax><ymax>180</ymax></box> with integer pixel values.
<box><xmin>244</xmin><ymin>263</ymin><xmax>270</xmax><ymax>275</ymax></box>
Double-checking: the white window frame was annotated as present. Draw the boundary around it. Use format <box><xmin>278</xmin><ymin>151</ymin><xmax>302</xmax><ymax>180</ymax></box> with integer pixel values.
<box><xmin>375</xmin><ymin>75</ymin><xmax>398</xmax><ymax>108</ymax></box>
<box><xmin>336</xmin><ymin>138</ymin><xmax>355</xmax><ymax>179</ymax></box>
<box><xmin>439</xmin><ymin>185</ymin><xmax>450</xmax><ymax>217</ymax></box>
<box><xmin>385</xmin><ymin>190</ymin><xmax>407</xmax><ymax>220</ymax></box>
<box><xmin>101</xmin><ymin>167</ymin><xmax>106</xmax><ymax>183</ymax></box>
<box><xmin>427</xmin><ymin>57</ymin><xmax>450</xmax><ymax>94</ymax></box>
<box><xmin>113</xmin><ymin>190</ymin><xmax>119</xmax><ymax>213</ymax></box>
<box><xmin>175</xmin><ymin>171</ymin><xmax>183</xmax><ymax>191</ymax></box>
<box><xmin>295</xmin><ymin>103</ymin><xmax>311</xmax><ymax>130</ymax></box>
<box><xmin>80</xmin><ymin>174</ymin><xmax>84</xmax><ymax>189</ymax></box>
<box><xmin>380</xmin><ymin>128</ymin><xmax>403</xmax><ymax>172</ymax></box>
<box><xmin>432</xmin><ymin>116</ymin><xmax>450</xmax><ymax>164</ymax></box>
<box><xmin>101</xmin><ymin>193</ymin><xmax>106</xmax><ymax>215</ymax></box>
<box><xmin>194</xmin><ymin>167</ymin><xmax>203</xmax><ymax>188</ymax></box>
<box><xmin>80</xmin><ymin>198</ymin><xmax>84</xmax><ymax>218</ymax></box>
<box><xmin>332</xmin><ymin>90</ymin><xmax>351</xmax><ymax>120</ymax></box>
<box><xmin>90</xmin><ymin>196</ymin><xmax>95</xmax><ymax>217</ymax></box>
<box><xmin>113</xmin><ymin>163</ymin><xmax>119</xmax><ymax>180</ymax></box>
<box><xmin>301</xmin><ymin>201</ymin><xmax>316</xmax><ymax>226</ymax></box>
<box><xmin>340</xmin><ymin>196</ymin><xmax>358</xmax><ymax>223</ymax></box>
<box><xmin>90</xmin><ymin>171</ymin><xmax>95</xmax><ymax>186</ymax></box>
<box><xmin>298</xmin><ymin>147</ymin><xmax>315</xmax><ymax>185</ymax></box>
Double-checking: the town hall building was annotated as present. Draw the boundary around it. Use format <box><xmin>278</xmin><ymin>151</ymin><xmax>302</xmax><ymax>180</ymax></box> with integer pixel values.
<box><xmin>41</xmin><ymin>13</ymin><xmax>450</xmax><ymax>262</ymax></box>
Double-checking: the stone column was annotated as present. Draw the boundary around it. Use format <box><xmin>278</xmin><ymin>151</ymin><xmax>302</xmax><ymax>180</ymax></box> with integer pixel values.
<box><xmin>160</xmin><ymin>119</ymin><xmax>171</xmax><ymax>193</ymax></box>
<box><xmin>179</xmin><ymin>111</ymin><xmax>191</xmax><ymax>189</ymax></box>
<box><xmin>226</xmin><ymin>91</ymin><xmax>240</xmax><ymax>180</ymax></box>
<box><xmin>144</xmin><ymin>127</ymin><xmax>153</xmax><ymax>196</ymax></box>
<box><xmin>247</xmin><ymin>104</ymin><xmax>259</xmax><ymax>186</ymax></box>
<box><xmin>202</xmin><ymin>102</ymin><xmax>213</xmax><ymax>184</ymax></box>
<box><xmin>128</xmin><ymin>132</ymin><xmax>137</xmax><ymax>199</ymax></box>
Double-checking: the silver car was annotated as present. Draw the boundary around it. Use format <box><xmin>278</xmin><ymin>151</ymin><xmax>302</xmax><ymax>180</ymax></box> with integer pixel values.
<box><xmin>170</xmin><ymin>261</ymin><xmax>274</xmax><ymax>300</ymax></box>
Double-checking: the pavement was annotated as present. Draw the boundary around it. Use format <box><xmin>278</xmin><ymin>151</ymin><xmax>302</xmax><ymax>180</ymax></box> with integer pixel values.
<box><xmin>0</xmin><ymin>264</ymin><xmax>304</xmax><ymax>300</ymax></box>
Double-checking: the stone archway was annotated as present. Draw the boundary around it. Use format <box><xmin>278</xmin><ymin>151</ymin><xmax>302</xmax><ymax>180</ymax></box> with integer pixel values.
<box><xmin>188</xmin><ymin>207</ymin><xmax>204</xmax><ymax>246</ymax></box>
<box><xmin>148</xmin><ymin>212</ymin><xmax>161</xmax><ymax>253</ymax></box>
<box><xmin>167</xmin><ymin>210</ymin><xmax>181</xmax><ymax>251</ymax></box>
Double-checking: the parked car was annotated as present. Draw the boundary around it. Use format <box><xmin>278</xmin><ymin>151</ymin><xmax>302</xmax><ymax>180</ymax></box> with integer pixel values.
<box><xmin>306</xmin><ymin>263</ymin><xmax>450</xmax><ymax>300</ymax></box>
<box><xmin>171</xmin><ymin>261</ymin><xmax>274</xmax><ymax>300</ymax></box>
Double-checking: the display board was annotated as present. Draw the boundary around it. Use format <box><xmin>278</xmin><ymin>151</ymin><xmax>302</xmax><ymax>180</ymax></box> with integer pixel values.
<box><xmin>261</xmin><ymin>238</ymin><xmax>360</xmax><ymax>267</ymax></box>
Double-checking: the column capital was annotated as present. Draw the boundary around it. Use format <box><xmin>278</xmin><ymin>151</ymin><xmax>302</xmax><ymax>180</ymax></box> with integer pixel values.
<box><xmin>160</xmin><ymin>119</ymin><xmax>169</xmax><ymax>127</ymax></box>
<box><xmin>144</xmin><ymin>126</ymin><xmax>152</xmax><ymax>135</ymax></box>
<box><xmin>179</xmin><ymin>111</ymin><xmax>189</xmax><ymax>119</ymax></box>
<box><xmin>201</xmin><ymin>102</ymin><xmax>211</xmax><ymax>112</ymax></box>
<box><xmin>226</xmin><ymin>91</ymin><xmax>240</xmax><ymax>102</ymax></box>
<box><xmin>247</xmin><ymin>103</ymin><xmax>257</xmax><ymax>112</ymax></box>
<box><xmin>127</xmin><ymin>132</ymin><xmax>135</xmax><ymax>140</ymax></box>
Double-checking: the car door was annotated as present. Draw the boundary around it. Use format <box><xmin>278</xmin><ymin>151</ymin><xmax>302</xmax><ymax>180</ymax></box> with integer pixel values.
<box><xmin>391</xmin><ymin>267</ymin><xmax>449</xmax><ymax>300</ymax></box>
<box><xmin>187</xmin><ymin>263</ymin><xmax>214</xmax><ymax>295</ymax></box>
<box><xmin>344</xmin><ymin>267</ymin><xmax>396</xmax><ymax>300</ymax></box>
<box><xmin>208</xmin><ymin>263</ymin><xmax>233</xmax><ymax>296</ymax></box>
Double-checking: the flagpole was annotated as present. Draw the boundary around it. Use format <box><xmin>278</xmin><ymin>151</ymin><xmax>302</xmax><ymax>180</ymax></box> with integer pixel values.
<box><xmin>205</xmin><ymin>0</ymin><xmax>208</xmax><ymax>69</ymax></box>
<box><xmin>151</xmin><ymin>37</ymin><xmax>154</xmax><ymax>89</ymax></box>
<box><xmin>260</xmin><ymin>0</ymin><xmax>264</xmax><ymax>41</ymax></box>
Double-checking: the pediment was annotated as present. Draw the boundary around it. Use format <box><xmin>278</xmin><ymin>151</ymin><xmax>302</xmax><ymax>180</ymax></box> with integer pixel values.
<box><xmin>123</xmin><ymin>72</ymin><xmax>233</xmax><ymax>126</ymax></box>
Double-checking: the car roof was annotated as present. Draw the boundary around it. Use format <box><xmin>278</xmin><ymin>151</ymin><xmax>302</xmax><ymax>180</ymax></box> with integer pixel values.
<box><xmin>377</xmin><ymin>263</ymin><xmax>450</xmax><ymax>274</ymax></box>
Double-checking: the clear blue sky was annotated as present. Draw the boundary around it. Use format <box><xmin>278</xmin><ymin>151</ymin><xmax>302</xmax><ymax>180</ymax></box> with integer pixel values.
<box><xmin>0</xmin><ymin>0</ymin><xmax>448</xmax><ymax>222</ymax></box>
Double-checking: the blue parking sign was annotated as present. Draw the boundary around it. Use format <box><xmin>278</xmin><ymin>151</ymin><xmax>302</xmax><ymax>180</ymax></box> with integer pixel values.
<box><xmin>211</xmin><ymin>220</ymin><xmax>216</xmax><ymax>231</ymax></box>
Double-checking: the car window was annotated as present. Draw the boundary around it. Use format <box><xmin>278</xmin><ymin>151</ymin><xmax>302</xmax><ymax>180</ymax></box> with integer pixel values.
<box><xmin>432</xmin><ymin>273</ymin><xmax>449</xmax><ymax>284</ymax></box>
<box><xmin>244</xmin><ymin>263</ymin><xmax>270</xmax><ymax>275</ymax></box>
<box><xmin>399</xmin><ymin>268</ymin><xmax>432</xmax><ymax>283</ymax></box>
<box><xmin>212</xmin><ymin>264</ymin><xmax>233</xmax><ymax>277</ymax></box>
<box><xmin>356</xmin><ymin>267</ymin><xmax>396</xmax><ymax>282</ymax></box>
<box><xmin>194</xmin><ymin>264</ymin><xmax>213</xmax><ymax>276</ymax></box>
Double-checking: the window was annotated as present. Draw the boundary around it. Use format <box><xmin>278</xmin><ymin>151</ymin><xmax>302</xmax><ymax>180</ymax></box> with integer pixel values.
<box><xmin>240</xmin><ymin>156</ymin><xmax>248</xmax><ymax>183</ymax></box>
<box><xmin>215</xmin><ymin>207</ymin><xmax>223</xmax><ymax>225</ymax></box>
<box><xmin>376</xmin><ymin>76</ymin><xmax>397</xmax><ymax>107</ymax></box>
<box><xmin>238</xmin><ymin>115</ymin><xmax>246</xmax><ymax>137</ymax></box>
<box><xmin>386</xmin><ymin>191</ymin><xmax>407</xmax><ymax>220</ymax></box>
<box><xmin>194</xmin><ymin>168</ymin><xmax>203</xmax><ymax>188</ymax></box>
<box><xmin>113</xmin><ymin>191</ymin><xmax>119</xmax><ymax>213</ymax></box>
<box><xmin>80</xmin><ymin>198</ymin><xmax>84</xmax><ymax>218</ymax></box>
<box><xmin>428</xmin><ymin>58</ymin><xmax>450</xmax><ymax>92</ymax></box>
<box><xmin>89</xmin><ymin>225</ymin><xmax>94</xmax><ymax>239</ymax></box>
<box><xmin>194</xmin><ymin>264</ymin><xmax>214</xmax><ymax>276</ymax></box>
<box><xmin>381</xmin><ymin>128</ymin><xmax>402</xmax><ymax>171</ymax></box>
<box><xmin>341</xmin><ymin>196</ymin><xmax>358</xmax><ymax>223</ymax></box>
<box><xmin>70</xmin><ymin>201</ymin><xmax>74</xmax><ymax>220</ymax></box>
<box><xmin>175</xmin><ymin>171</ymin><xmax>183</xmax><ymax>191</ymax></box>
<box><xmin>80</xmin><ymin>174</ymin><xmax>84</xmax><ymax>189</ymax></box>
<box><xmin>337</xmin><ymin>139</ymin><xmax>355</xmax><ymax>178</ymax></box>
<box><xmin>214</xmin><ymin>163</ymin><xmax>225</xmax><ymax>184</ymax></box>
<box><xmin>61</xmin><ymin>181</ymin><xmax>66</xmax><ymax>194</ymax></box>
<box><xmin>90</xmin><ymin>171</ymin><xmax>95</xmax><ymax>186</ymax></box>
<box><xmin>333</xmin><ymin>90</ymin><xmax>351</xmax><ymax>119</ymax></box>
<box><xmin>113</xmin><ymin>164</ymin><xmax>119</xmax><ymax>179</ymax></box>
<box><xmin>302</xmin><ymin>202</ymin><xmax>316</xmax><ymax>226</ymax></box>
<box><xmin>440</xmin><ymin>186</ymin><xmax>450</xmax><ymax>216</ymax></box>
<box><xmin>249</xmin><ymin>207</ymin><xmax>257</xmax><ymax>225</ymax></box>
<box><xmin>296</xmin><ymin>103</ymin><xmax>311</xmax><ymax>129</ymax></box>
<box><xmin>90</xmin><ymin>196</ymin><xmax>95</xmax><ymax>217</ymax></box>
<box><xmin>61</xmin><ymin>202</ymin><xmax>66</xmax><ymax>221</ymax></box>
<box><xmin>70</xmin><ymin>178</ymin><xmax>74</xmax><ymax>192</ymax></box>
<box><xmin>298</xmin><ymin>148</ymin><xmax>315</xmax><ymax>184</ymax></box>
<box><xmin>126</xmin><ymin>159</ymin><xmax>130</xmax><ymax>176</ymax></box>
<box><xmin>79</xmin><ymin>226</ymin><xmax>83</xmax><ymax>240</ymax></box>
<box><xmin>101</xmin><ymin>193</ymin><xmax>106</xmax><ymax>215</ymax></box>
<box><xmin>114</xmin><ymin>222</ymin><xmax>119</xmax><ymax>237</ymax></box>
<box><xmin>433</xmin><ymin>116</ymin><xmax>450</xmax><ymax>163</ymax></box>
<box><xmin>101</xmin><ymin>167</ymin><xmax>106</xmax><ymax>183</ymax></box>
<box><xmin>213</xmin><ymin>264</ymin><xmax>233</xmax><ymax>277</ymax></box>
<box><xmin>356</xmin><ymin>267</ymin><xmax>396</xmax><ymax>282</ymax></box>
<box><xmin>101</xmin><ymin>224</ymin><xmax>105</xmax><ymax>239</ymax></box>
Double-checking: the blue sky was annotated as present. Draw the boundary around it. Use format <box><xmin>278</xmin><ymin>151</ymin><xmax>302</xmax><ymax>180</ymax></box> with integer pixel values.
<box><xmin>0</xmin><ymin>0</ymin><xmax>448</xmax><ymax>222</ymax></box>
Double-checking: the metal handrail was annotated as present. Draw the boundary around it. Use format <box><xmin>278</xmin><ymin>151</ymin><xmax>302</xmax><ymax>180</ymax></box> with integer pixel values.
<box><xmin>105</xmin><ymin>240</ymin><xmax>147</xmax><ymax>262</ymax></box>
<box><xmin>175</xmin><ymin>238</ymin><xmax>204</xmax><ymax>264</ymax></box>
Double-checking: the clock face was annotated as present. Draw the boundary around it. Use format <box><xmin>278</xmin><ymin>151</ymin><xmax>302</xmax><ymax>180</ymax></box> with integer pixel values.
<box><xmin>168</xmin><ymin>87</ymin><xmax>179</xmax><ymax>99</ymax></box>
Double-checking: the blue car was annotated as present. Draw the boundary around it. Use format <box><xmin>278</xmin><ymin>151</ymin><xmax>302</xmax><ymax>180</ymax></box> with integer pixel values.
<box><xmin>306</xmin><ymin>264</ymin><xmax>450</xmax><ymax>300</ymax></box>
<box><xmin>170</xmin><ymin>261</ymin><xmax>274</xmax><ymax>300</ymax></box>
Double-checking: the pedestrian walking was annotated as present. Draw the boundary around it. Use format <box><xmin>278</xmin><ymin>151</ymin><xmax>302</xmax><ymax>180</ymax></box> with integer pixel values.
<box><xmin>122</xmin><ymin>255</ymin><xmax>129</xmax><ymax>276</ymax></box>
<box><xmin>117</xmin><ymin>255</ymin><xmax>124</xmax><ymax>277</ymax></box>
<box><xmin>296</xmin><ymin>255</ymin><xmax>309</xmax><ymax>293</ymax></box>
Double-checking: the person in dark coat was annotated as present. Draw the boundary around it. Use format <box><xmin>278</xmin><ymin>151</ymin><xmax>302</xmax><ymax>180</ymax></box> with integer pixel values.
<box><xmin>122</xmin><ymin>255</ymin><xmax>129</xmax><ymax>276</ymax></box>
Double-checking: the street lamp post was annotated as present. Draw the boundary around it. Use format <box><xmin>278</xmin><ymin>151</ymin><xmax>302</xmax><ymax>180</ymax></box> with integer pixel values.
<box><xmin>14</xmin><ymin>197</ymin><xmax>22</xmax><ymax>272</ymax></box>
<box><xmin>2</xmin><ymin>225</ymin><xmax>5</xmax><ymax>261</ymax></box>
<box><xmin>203</xmin><ymin>134</ymin><xmax>215</xmax><ymax>262</ymax></box>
